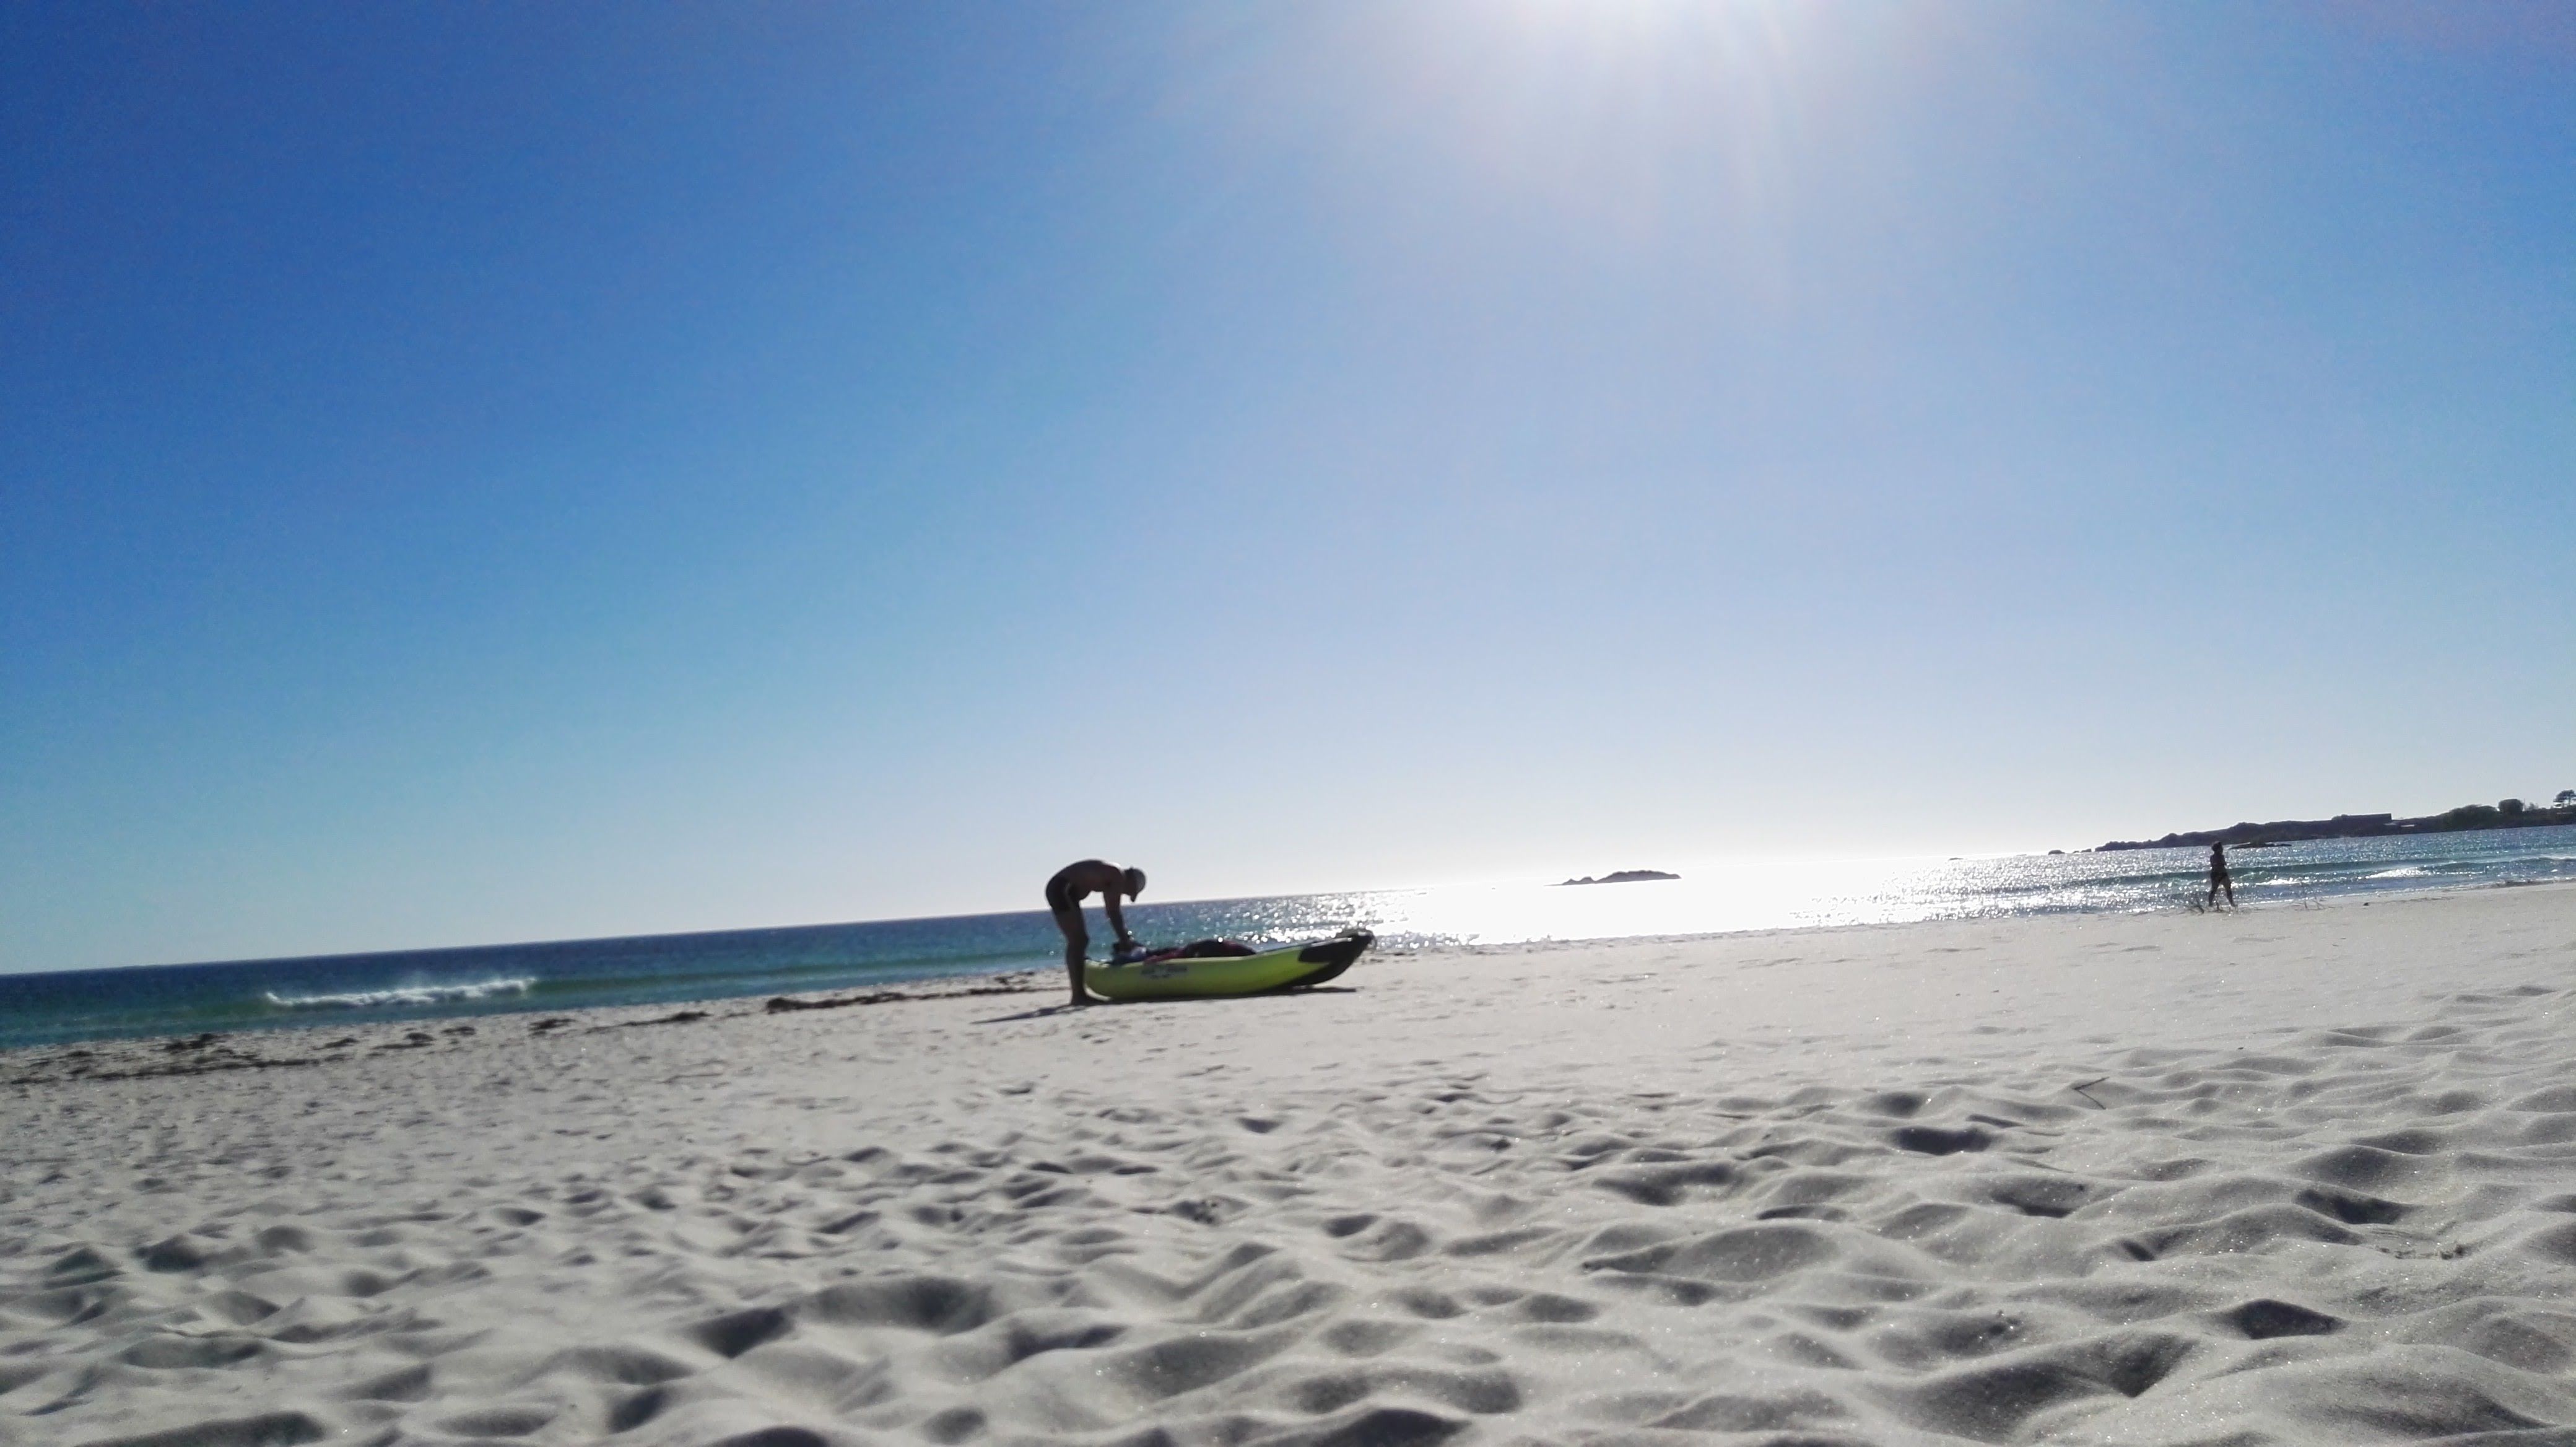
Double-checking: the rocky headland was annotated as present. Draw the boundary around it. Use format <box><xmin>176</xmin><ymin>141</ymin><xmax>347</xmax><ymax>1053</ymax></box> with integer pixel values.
<box><xmin>2097</xmin><ymin>797</ymin><xmax>2576</xmax><ymax>851</ymax></box>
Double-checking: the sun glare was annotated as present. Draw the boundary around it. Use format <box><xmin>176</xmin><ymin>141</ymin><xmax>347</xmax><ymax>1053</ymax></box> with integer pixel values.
<box><xmin>1357</xmin><ymin>0</ymin><xmax>1814</xmax><ymax>254</ymax></box>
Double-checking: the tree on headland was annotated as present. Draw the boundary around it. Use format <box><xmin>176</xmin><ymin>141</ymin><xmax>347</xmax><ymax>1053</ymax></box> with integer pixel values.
<box><xmin>2500</xmin><ymin>798</ymin><xmax>2525</xmax><ymax>816</ymax></box>
<box><xmin>2558</xmin><ymin>789</ymin><xmax>2575</xmax><ymax>807</ymax></box>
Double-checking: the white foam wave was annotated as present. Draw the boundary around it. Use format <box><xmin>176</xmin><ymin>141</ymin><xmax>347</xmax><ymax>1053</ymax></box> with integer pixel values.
<box><xmin>266</xmin><ymin>977</ymin><xmax>536</xmax><ymax>1011</ymax></box>
<box><xmin>2368</xmin><ymin>867</ymin><xmax>2433</xmax><ymax>880</ymax></box>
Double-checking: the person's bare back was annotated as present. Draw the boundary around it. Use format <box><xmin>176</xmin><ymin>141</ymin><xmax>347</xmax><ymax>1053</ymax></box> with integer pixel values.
<box><xmin>1045</xmin><ymin>860</ymin><xmax>1146</xmax><ymax>1006</ymax></box>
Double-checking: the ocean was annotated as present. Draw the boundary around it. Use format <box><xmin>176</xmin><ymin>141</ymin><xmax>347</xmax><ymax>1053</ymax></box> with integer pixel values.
<box><xmin>4</xmin><ymin>824</ymin><xmax>2571</xmax><ymax>1051</ymax></box>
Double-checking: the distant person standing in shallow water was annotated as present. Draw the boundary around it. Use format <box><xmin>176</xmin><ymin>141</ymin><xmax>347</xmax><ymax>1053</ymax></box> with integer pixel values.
<box><xmin>1046</xmin><ymin>860</ymin><xmax>1146</xmax><ymax>1007</ymax></box>
<box><xmin>2207</xmin><ymin>842</ymin><xmax>2236</xmax><ymax>909</ymax></box>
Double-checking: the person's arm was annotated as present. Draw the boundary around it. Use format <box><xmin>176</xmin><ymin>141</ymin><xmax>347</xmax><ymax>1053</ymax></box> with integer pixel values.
<box><xmin>1103</xmin><ymin>890</ymin><xmax>1136</xmax><ymax>948</ymax></box>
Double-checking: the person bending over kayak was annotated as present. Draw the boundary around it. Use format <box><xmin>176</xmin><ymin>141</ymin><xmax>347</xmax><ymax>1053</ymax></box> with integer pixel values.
<box><xmin>1046</xmin><ymin>860</ymin><xmax>1146</xmax><ymax>1006</ymax></box>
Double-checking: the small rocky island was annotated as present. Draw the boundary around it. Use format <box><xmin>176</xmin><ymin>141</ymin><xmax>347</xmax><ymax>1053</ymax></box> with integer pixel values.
<box><xmin>1557</xmin><ymin>869</ymin><xmax>1681</xmax><ymax>886</ymax></box>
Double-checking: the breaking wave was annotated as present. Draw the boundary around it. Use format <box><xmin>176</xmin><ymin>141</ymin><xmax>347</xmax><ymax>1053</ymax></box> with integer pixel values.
<box><xmin>265</xmin><ymin>977</ymin><xmax>536</xmax><ymax>1011</ymax></box>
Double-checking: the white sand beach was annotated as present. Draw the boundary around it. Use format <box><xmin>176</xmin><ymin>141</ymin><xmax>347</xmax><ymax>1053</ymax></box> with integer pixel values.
<box><xmin>7</xmin><ymin>884</ymin><xmax>2576</xmax><ymax>1447</ymax></box>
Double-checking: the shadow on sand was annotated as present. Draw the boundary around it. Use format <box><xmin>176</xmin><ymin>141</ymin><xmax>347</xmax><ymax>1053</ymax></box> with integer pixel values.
<box><xmin>973</xmin><ymin>986</ymin><xmax>1358</xmax><ymax>1026</ymax></box>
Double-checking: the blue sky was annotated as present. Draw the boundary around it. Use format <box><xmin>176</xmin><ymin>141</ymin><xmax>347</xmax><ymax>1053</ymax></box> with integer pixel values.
<box><xmin>4</xmin><ymin>2</ymin><xmax>2570</xmax><ymax>972</ymax></box>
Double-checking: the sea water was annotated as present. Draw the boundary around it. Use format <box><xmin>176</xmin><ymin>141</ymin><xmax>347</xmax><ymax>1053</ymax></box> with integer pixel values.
<box><xmin>4</xmin><ymin>824</ymin><xmax>2570</xmax><ymax>1050</ymax></box>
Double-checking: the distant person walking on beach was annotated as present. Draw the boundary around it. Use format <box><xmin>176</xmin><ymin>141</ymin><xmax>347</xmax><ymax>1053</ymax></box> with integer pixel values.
<box><xmin>1046</xmin><ymin>860</ymin><xmax>1146</xmax><ymax>1007</ymax></box>
<box><xmin>2206</xmin><ymin>843</ymin><xmax>2235</xmax><ymax>909</ymax></box>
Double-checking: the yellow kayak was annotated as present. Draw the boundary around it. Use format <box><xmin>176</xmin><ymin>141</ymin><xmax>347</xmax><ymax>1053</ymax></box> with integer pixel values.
<box><xmin>1084</xmin><ymin>930</ymin><xmax>1372</xmax><ymax>1002</ymax></box>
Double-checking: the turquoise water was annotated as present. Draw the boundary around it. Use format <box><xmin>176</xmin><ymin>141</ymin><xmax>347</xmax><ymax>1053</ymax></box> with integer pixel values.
<box><xmin>3</xmin><ymin>824</ymin><xmax>2570</xmax><ymax>1049</ymax></box>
